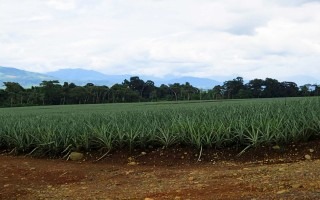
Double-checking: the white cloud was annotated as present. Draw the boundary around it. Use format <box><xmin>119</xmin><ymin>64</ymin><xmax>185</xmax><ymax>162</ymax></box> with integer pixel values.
<box><xmin>0</xmin><ymin>0</ymin><xmax>320</xmax><ymax>82</ymax></box>
<box><xmin>47</xmin><ymin>0</ymin><xmax>77</xmax><ymax>11</ymax></box>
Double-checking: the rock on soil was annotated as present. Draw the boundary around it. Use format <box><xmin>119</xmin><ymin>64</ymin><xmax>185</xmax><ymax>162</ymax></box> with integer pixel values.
<box><xmin>69</xmin><ymin>152</ymin><xmax>84</xmax><ymax>161</ymax></box>
<box><xmin>305</xmin><ymin>154</ymin><xmax>312</xmax><ymax>160</ymax></box>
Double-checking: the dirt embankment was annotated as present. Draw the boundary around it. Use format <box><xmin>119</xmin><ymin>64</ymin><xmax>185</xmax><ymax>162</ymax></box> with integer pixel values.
<box><xmin>1</xmin><ymin>141</ymin><xmax>320</xmax><ymax>199</ymax></box>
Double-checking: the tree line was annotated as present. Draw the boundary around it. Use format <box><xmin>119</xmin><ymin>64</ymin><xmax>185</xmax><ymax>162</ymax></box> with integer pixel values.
<box><xmin>0</xmin><ymin>76</ymin><xmax>319</xmax><ymax>107</ymax></box>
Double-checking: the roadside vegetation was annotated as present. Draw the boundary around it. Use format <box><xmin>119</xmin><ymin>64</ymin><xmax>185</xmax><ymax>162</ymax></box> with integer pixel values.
<box><xmin>1</xmin><ymin>97</ymin><xmax>319</xmax><ymax>156</ymax></box>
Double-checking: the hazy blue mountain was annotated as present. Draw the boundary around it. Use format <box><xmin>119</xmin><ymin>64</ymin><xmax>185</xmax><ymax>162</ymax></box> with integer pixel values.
<box><xmin>46</xmin><ymin>68</ymin><xmax>131</xmax><ymax>86</ymax></box>
<box><xmin>46</xmin><ymin>69</ymin><xmax>222</xmax><ymax>88</ymax></box>
<box><xmin>47</xmin><ymin>68</ymin><xmax>110</xmax><ymax>80</ymax></box>
<box><xmin>9</xmin><ymin>66</ymin><xmax>319</xmax><ymax>90</ymax></box>
<box><xmin>0</xmin><ymin>66</ymin><xmax>55</xmax><ymax>88</ymax></box>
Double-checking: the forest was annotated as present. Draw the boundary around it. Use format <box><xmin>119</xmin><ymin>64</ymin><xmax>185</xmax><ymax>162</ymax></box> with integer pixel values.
<box><xmin>0</xmin><ymin>76</ymin><xmax>319</xmax><ymax>107</ymax></box>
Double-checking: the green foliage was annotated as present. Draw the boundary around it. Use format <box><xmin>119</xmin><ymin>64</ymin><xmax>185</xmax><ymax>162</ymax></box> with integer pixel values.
<box><xmin>1</xmin><ymin>76</ymin><xmax>320</xmax><ymax>107</ymax></box>
<box><xmin>0</xmin><ymin>97</ymin><xmax>320</xmax><ymax>155</ymax></box>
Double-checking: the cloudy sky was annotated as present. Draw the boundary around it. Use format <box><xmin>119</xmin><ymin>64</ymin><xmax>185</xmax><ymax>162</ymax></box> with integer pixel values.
<box><xmin>0</xmin><ymin>0</ymin><xmax>320</xmax><ymax>82</ymax></box>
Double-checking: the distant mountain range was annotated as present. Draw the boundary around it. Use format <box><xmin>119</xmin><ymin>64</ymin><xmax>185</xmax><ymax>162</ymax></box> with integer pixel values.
<box><xmin>1</xmin><ymin>66</ymin><xmax>319</xmax><ymax>89</ymax></box>
<box><xmin>0</xmin><ymin>66</ymin><xmax>222</xmax><ymax>89</ymax></box>
<box><xmin>0</xmin><ymin>66</ymin><xmax>55</xmax><ymax>88</ymax></box>
<box><xmin>46</xmin><ymin>68</ymin><xmax>130</xmax><ymax>86</ymax></box>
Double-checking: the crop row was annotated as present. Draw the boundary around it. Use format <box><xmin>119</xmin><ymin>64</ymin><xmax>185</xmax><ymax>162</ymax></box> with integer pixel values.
<box><xmin>0</xmin><ymin>97</ymin><xmax>319</xmax><ymax>155</ymax></box>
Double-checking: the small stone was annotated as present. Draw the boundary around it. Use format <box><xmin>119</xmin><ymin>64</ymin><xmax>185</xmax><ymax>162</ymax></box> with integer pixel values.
<box><xmin>144</xmin><ymin>198</ymin><xmax>154</xmax><ymax>200</ymax></box>
<box><xmin>277</xmin><ymin>190</ymin><xmax>288</xmax><ymax>194</ymax></box>
<box><xmin>69</xmin><ymin>152</ymin><xmax>84</xmax><ymax>161</ymax></box>
<box><xmin>188</xmin><ymin>177</ymin><xmax>194</xmax><ymax>181</ymax></box>
<box><xmin>309</xmin><ymin>149</ymin><xmax>315</xmax><ymax>153</ymax></box>
<box><xmin>175</xmin><ymin>196</ymin><xmax>181</xmax><ymax>200</ymax></box>
<box><xmin>305</xmin><ymin>154</ymin><xmax>312</xmax><ymax>160</ymax></box>
<box><xmin>141</xmin><ymin>152</ymin><xmax>147</xmax><ymax>155</ymax></box>
<box><xmin>291</xmin><ymin>184</ymin><xmax>303</xmax><ymax>189</ymax></box>
<box><xmin>127</xmin><ymin>157</ymin><xmax>134</xmax><ymax>162</ymax></box>
<box><xmin>125</xmin><ymin>170</ymin><xmax>134</xmax><ymax>175</ymax></box>
<box><xmin>4</xmin><ymin>184</ymin><xmax>10</xmax><ymax>188</ymax></box>
<box><xmin>128</xmin><ymin>161</ymin><xmax>138</xmax><ymax>166</ymax></box>
<box><xmin>272</xmin><ymin>145</ymin><xmax>281</xmax><ymax>150</ymax></box>
<box><xmin>197</xmin><ymin>184</ymin><xmax>206</xmax><ymax>188</ymax></box>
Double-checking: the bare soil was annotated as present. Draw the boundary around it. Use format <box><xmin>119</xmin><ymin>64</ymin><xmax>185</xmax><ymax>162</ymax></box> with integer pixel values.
<box><xmin>2</xmin><ymin>141</ymin><xmax>320</xmax><ymax>200</ymax></box>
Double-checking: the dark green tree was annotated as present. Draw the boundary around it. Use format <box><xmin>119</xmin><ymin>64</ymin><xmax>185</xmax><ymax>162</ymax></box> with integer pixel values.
<box><xmin>3</xmin><ymin>82</ymin><xmax>25</xmax><ymax>106</ymax></box>
<box><xmin>262</xmin><ymin>78</ymin><xmax>281</xmax><ymax>98</ymax></box>
<box><xmin>223</xmin><ymin>77</ymin><xmax>245</xmax><ymax>99</ymax></box>
<box><xmin>246</xmin><ymin>79</ymin><xmax>264</xmax><ymax>98</ymax></box>
<box><xmin>212</xmin><ymin>85</ymin><xmax>224</xmax><ymax>99</ymax></box>
<box><xmin>280</xmin><ymin>82</ymin><xmax>299</xmax><ymax>97</ymax></box>
<box><xmin>143</xmin><ymin>80</ymin><xmax>156</xmax><ymax>100</ymax></box>
<box><xmin>157</xmin><ymin>84</ymin><xmax>170</xmax><ymax>100</ymax></box>
<box><xmin>40</xmin><ymin>80</ymin><xmax>63</xmax><ymax>105</ymax></box>
<box><xmin>69</xmin><ymin>86</ymin><xmax>88</xmax><ymax>104</ymax></box>
<box><xmin>169</xmin><ymin>83</ymin><xmax>181</xmax><ymax>101</ymax></box>
<box><xmin>127</xmin><ymin>76</ymin><xmax>145</xmax><ymax>100</ymax></box>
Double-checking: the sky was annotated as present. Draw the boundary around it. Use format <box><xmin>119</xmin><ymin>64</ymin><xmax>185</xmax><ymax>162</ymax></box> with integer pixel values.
<box><xmin>0</xmin><ymin>0</ymin><xmax>320</xmax><ymax>82</ymax></box>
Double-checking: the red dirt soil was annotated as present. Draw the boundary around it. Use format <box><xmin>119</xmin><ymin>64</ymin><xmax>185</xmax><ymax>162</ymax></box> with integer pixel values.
<box><xmin>2</xmin><ymin>141</ymin><xmax>320</xmax><ymax>200</ymax></box>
